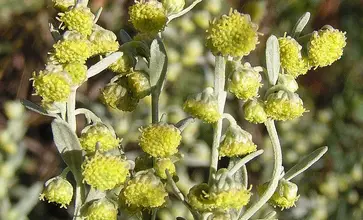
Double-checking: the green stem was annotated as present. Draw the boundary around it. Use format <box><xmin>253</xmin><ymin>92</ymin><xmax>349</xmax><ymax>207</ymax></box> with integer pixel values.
<box><xmin>208</xmin><ymin>55</ymin><xmax>226</xmax><ymax>185</ymax></box>
<box><xmin>239</xmin><ymin>120</ymin><xmax>282</xmax><ymax>220</ymax></box>
<box><xmin>67</xmin><ymin>88</ymin><xmax>77</xmax><ymax>132</ymax></box>
<box><xmin>151</xmin><ymin>89</ymin><xmax>159</xmax><ymax>123</ymax></box>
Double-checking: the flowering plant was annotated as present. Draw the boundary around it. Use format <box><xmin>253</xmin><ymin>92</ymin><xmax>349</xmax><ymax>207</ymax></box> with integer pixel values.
<box><xmin>23</xmin><ymin>0</ymin><xmax>346</xmax><ymax>219</ymax></box>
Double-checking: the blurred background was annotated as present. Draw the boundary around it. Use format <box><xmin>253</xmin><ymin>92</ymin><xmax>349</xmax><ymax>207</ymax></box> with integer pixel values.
<box><xmin>0</xmin><ymin>0</ymin><xmax>362</xmax><ymax>219</ymax></box>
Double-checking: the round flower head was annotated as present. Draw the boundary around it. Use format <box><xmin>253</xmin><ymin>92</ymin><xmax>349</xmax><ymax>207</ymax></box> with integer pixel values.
<box><xmin>129</xmin><ymin>0</ymin><xmax>168</xmax><ymax>35</ymax></box>
<box><xmin>121</xmin><ymin>170</ymin><xmax>168</xmax><ymax>208</ymax></box>
<box><xmin>89</xmin><ymin>25</ymin><xmax>119</xmax><ymax>56</ymax></box>
<box><xmin>227</xmin><ymin>62</ymin><xmax>262</xmax><ymax>100</ymax></box>
<box><xmin>265</xmin><ymin>90</ymin><xmax>305</xmax><ymax>121</ymax></box>
<box><xmin>183</xmin><ymin>87</ymin><xmax>220</xmax><ymax>123</ymax></box>
<box><xmin>308</xmin><ymin>27</ymin><xmax>346</xmax><ymax>68</ymax></box>
<box><xmin>82</xmin><ymin>152</ymin><xmax>130</xmax><ymax>190</ymax></box>
<box><xmin>206</xmin><ymin>9</ymin><xmax>259</xmax><ymax>57</ymax></box>
<box><xmin>52</xmin><ymin>0</ymin><xmax>75</xmax><ymax>11</ymax></box>
<box><xmin>32</xmin><ymin>70</ymin><xmax>71</xmax><ymax>102</ymax></box>
<box><xmin>277</xmin><ymin>74</ymin><xmax>299</xmax><ymax>92</ymax></box>
<box><xmin>108</xmin><ymin>52</ymin><xmax>135</xmax><ymax>75</ymax></box>
<box><xmin>63</xmin><ymin>62</ymin><xmax>87</xmax><ymax>85</ymax></box>
<box><xmin>243</xmin><ymin>99</ymin><xmax>267</xmax><ymax>124</ymax></box>
<box><xmin>219</xmin><ymin>125</ymin><xmax>257</xmax><ymax>157</ymax></box>
<box><xmin>126</xmin><ymin>70</ymin><xmax>151</xmax><ymax>99</ymax></box>
<box><xmin>139</xmin><ymin>123</ymin><xmax>181</xmax><ymax>158</ymax></box>
<box><xmin>51</xmin><ymin>31</ymin><xmax>91</xmax><ymax>64</ymax></box>
<box><xmin>39</xmin><ymin>176</ymin><xmax>73</xmax><ymax>208</ymax></box>
<box><xmin>212</xmin><ymin>187</ymin><xmax>251</xmax><ymax>210</ymax></box>
<box><xmin>161</xmin><ymin>0</ymin><xmax>185</xmax><ymax>15</ymax></box>
<box><xmin>58</xmin><ymin>6</ymin><xmax>94</xmax><ymax>36</ymax></box>
<box><xmin>100</xmin><ymin>81</ymin><xmax>139</xmax><ymax>112</ymax></box>
<box><xmin>84</xmin><ymin>198</ymin><xmax>118</xmax><ymax>220</ymax></box>
<box><xmin>259</xmin><ymin>179</ymin><xmax>300</xmax><ymax>210</ymax></box>
<box><xmin>187</xmin><ymin>183</ymin><xmax>216</xmax><ymax>212</ymax></box>
<box><xmin>279</xmin><ymin>36</ymin><xmax>310</xmax><ymax>77</ymax></box>
<box><xmin>154</xmin><ymin>158</ymin><xmax>176</xmax><ymax>179</ymax></box>
<box><xmin>79</xmin><ymin>123</ymin><xmax>120</xmax><ymax>153</ymax></box>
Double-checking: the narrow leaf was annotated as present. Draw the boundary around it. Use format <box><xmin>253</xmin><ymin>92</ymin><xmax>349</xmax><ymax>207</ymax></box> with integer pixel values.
<box><xmin>51</xmin><ymin>119</ymin><xmax>83</xmax><ymax>179</ymax></box>
<box><xmin>228</xmin><ymin>158</ymin><xmax>244</xmax><ymax>185</ymax></box>
<box><xmin>149</xmin><ymin>38</ymin><xmax>167</xmax><ymax>87</ymax></box>
<box><xmin>21</xmin><ymin>99</ymin><xmax>59</xmax><ymax>118</ymax></box>
<box><xmin>292</xmin><ymin>12</ymin><xmax>311</xmax><ymax>37</ymax></box>
<box><xmin>284</xmin><ymin>146</ymin><xmax>328</xmax><ymax>181</ymax></box>
<box><xmin>265</xmin><ymin>35</ymin><xmax>280</xmax><ymax>85</ymax></box>
<box><xmin>119</xmin><ymin>29</ymin><xmax>132</xmax><ymax>43</ymax></box>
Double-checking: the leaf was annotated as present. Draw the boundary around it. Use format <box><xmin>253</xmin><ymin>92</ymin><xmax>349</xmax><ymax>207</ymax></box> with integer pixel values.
<box><xmin>265</xmin><ymin>35</ymin><xmax>280</xmax><ymax>85</ymax></box>
<box><xmin>284</xmin><ymin>146</ymin><xmax>328</xmax><ymax>181</ymax></box>
<box><xmin>120</xmin><ymin>41</ymin><xmax>150</xmax><ymax>60</ymax></box>
<box><xmin>119</xmin><ymin>29</ymin><xmax>132</xmax><ymax>43</ymax></box>
<box><xmin>292</xmin><ymin>12</ymin><xmax>311</xmax><ymax>38</ymax></box>
<box><xmin>51</xmin><ymin>119</ymin><xmax>83</xmax><ymax>180</ymax></box>
<box><xmin>228</xmin><ymin>158</ymin><xmax>244</xmax><ymax>185</ymax></box>
<box><xmin>87</xmin><ymin>52</ymin><xmax>123</xmax><ymax>78</ymax></box>
<box><xmin>149</xmin><ymin>38</ymin><xmax>168</xmax><ymax>87</ymax></box>
<box><xmin>21</xmin><ymin>99</ymin><xmax>59</xmax><ymax>117</ymax></box>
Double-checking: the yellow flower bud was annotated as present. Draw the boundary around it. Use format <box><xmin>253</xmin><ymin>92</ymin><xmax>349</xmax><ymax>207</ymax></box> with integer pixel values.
<box><xmin>139</xmin><ymin>123</ymin><xmax>181</xmax><ymax>158</ymax></box>
<box><xmin>308</xmin><ymin>27</ymin><xmax>346</xmax><ymax>68</ymax></box>
<box><xmin>258</xmin><ymin>179</ymin><xmax>300</xmax><ymax>210</ymax></box>
<box><xmin>129</xmin><ymin>0</ymin><xmax>168</xmax><ymax>35</ymax></box>
<box><xmin>126</xmin><ymin>70</ymin><xmax>151</xmax><ymax>99</ymax></box>
<box><xmin>82</xmin><ymin>152</ymin><xmax>130</xmax><ymax>190</ymax></box>
<box><xmin>84</xmin><ymin>198</ymin><xmax>118</xmax><ymax>220</ymax></box>
<box><xmin>100</xmin><ymin>81</ymin><xmax>139</xmax><ymax>112</ymax></box>
<box><xmin>32</xmin><ymin>70</ymin><xmax>71</xmax><ymax>102</ymax></box>
<box><xmin>79</xmin><ymin>123</ymin><xmax>120</xmax><ymax>153</ymax></box>
<box><xmin>121</xmin><ymin>170</ymin><xmax>168</xmax><ymax>208</ymax></box>
<box><xmin>154</xmin><ymin>158</ymin><xmax>176</xmax><ymax>179</ymax></box>
<box><xmin>108</xmin><ymin>52</ymin><xmax>135</xmax><ymax>75</ymax></box>
<box><xmin>265</xmin><ymin>90</ymin><xmax>305</xmax><ymax>121</ymax></box>
<box><xmin>183</xmin><ymin>87</ymin><xmax>220</xmax><ymax>123</ymax></box>
<box><xmin>89</xmin><ymin>25</ymin><xmax>120</xmax><ymax>56</ymax></box>
<box><xmin>51</xmin><ymin>31</ymin><xmax>91</xmax><ymax>64</ymax></box>
<box><xmin>59</xmin><ymin>6</ymin><xmax>95</xmax><ymax>36</ymax></box>
<box><xmin>227</xmin><ymin>62</ymin><xmax>263</xmax><ymax>100</ymax></box>
<box><xmin>219</xmin><ymin>125</ymin><xmax>257</xmax><ymax>157</ymax></box>
<box><xmin>279</xmin><ymin>36</ymin><xmax>310</xmax><ymax>78</ymax></box>
<box><xmin>206</xmin><ymin>9</ymin><xmax>259</xmax><ymax>57</ymax></box>
<box><xmin>63</xmin><ymin>62</ymin><xmax>87</xmax><ymax>85</ymax></box>
<box><xmin>213</xmin><ymin>187</ymin><xmax>251</xmax><ymax>210</ymax></box>
<box><xmin>39</xmin><ymin>176</ymin><xmax>73</xmax><ymax>208</ymax></box>
<box><xmin>187</xmin><ymin>183</ymin><xmax>215</xmax><ymax>212</ymax></box>
<box><xmin>243</xmin><ymin>99</ymin><xmax>267</xmax><ymax>124</ymax></box>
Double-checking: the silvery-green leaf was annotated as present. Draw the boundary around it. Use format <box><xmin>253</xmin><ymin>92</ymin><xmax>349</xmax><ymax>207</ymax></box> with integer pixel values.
<box><xmin>265</xmin><ymin>35</ymin><xmax>280</xmax><ymax>85</ymax></box>
<box><xmin>292</xmin><ymin>12</ymin><xmax>311</xmax><ymax>37</ymax></box>
<box><xmin>228</xmin><ymin>158</ymin><xmax>245</xmax><ymax>185</ymax></box>
<box><xmin>149</xmin><ymin>38</ymin><xmax>168</xmax><ymax>87</ymax></box>
<box><xmin>120</xmin><ymin>41</ymin><xmax>150</xmax><ymax>60</ymax></box>
<box><xmin>51</xmin><ymin>119</ymin><xmax>83</xmax><ymax>180</ymax></box>
<box><xmin>21</xmin><ymin>99</ymin><xmax>59</xmax><ymax>118</ymax></box>
<box><xmin>119</xmin><ymin>29</ymin><xmax>132</xmax><ymax>43</ymax></box>
<box><xmin>87</xmin><ymin>52</ymin><xmax>123</xmax><ymax>78</ymax></box>
<box><xmin>284</xmin><ymin>146</ymin><xmax>328</xmax><ymax>181</ymax></box>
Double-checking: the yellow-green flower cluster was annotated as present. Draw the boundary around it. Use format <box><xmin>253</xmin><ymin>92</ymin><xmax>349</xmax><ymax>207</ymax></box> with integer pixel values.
<box><xmin>259</xmin><ymin>179</ymin><xmax>300</xmax><ymax>210</ymax></box>
<box><xmin>227</xmin><ymin>62</ymin><xmax>263</xmax><ymax>100</ymax></box>
<box><xmin>79</xmin><ymin>123</ymin><xmax>120</xmax><ymax>153</ymax></box>
<box><xmin>32</xmin><ymin>70</ymin><xmax>71</xmax><ymax>102</ymax></box>
<box><xmin>58</xmin><ymin>6</ymin><xmax>95</xmax><ymax>36</ymax></box>
<box><xmin>108</xmin><ymin>52</ymin><xmax>134</xmax><ymax>75</ymax></box>
<box><xmin>162</xmin><ymin>0</ymin><xmax>185</xmax><ymax>15</ymax></box>
<box><xmin>89</xmin><ymin>25</ymin><xmax>120</xmax><ymax>56</ymax></box>
<box><xmin>154</xmin><ymin>158</ymin><xmax>176</xmax><ymax>179</ymax></box>
<box><xmin>39</xmin><ymin>176</ymin><xmax>73</xmax><ymax>208</ymax></box>
<box><xmin>206</xmin><ymin>9</ymin><xmax>259</xmax><ymax>57</ymax></box>
<box><xmin>279</xmin><ymin>36</ymin><xmax>310</xmax><ymax>78</ymax></box>
<box><xmin>243</xmin><ymin>99</ymin><xmax>267</xmax><ymax>124</ymax></box>
<box><xmin>129</xmin><ymin>0</ymin><xmax>168</xmax><ymax>35</ymax></box>
<box><xmin>139</xmin><ymin>123</ymin><xmax>181</xmax><ymax>158</ymax></box>
<box><xmin>265</xmin><ymin>90</ymin><xmax>305</xmax><ymax>121</ymax></box>
<box><xmin>100</xmin><ymin>81</ymin><xmax>139</xmax><ymax>112</ymax></box>
<box><xmin>308</xmin><ymin>28</ymin><xmax>346</xmax><ymax>68</ymax></box>
<box><xmin>63</xmin><ymin>62</ymin><xmax>87</xmax><ymax>85</ymax></box>
<box><xmin>82</xmin><ymin>152</ymin><xmax>129</xmax><ymax>190</ymax></box>
<box><xmin>183</xmin><ymin>87</ymin><xmax>220</xmax><ymax>123</ymax></box>
<box><xmin>120</xmin><ymin>170</ymin><xmax>167</xmax><ymax>208</ymax></box>
<box><xmin>126</xmin><ymin>70</ymin><xmax>151</xmax><ymax>99</ymax></box>
<box><xmin>219</xmin><ymin>125</ymin><xmax>257</xmax><ymax>157</ymax></box>
<box><xmin>213</xmin><ymin>187</ymin><xmax>251</xmax><ymax>210</ymax></box>
<box><xmin>84</xmin><ymin>199</ymin><xmax>118</xmax><ymax>220</ymax></box>
<box><xmin>187</xmin><ymin>183</ymin><xmax>215</xmax><ymax>212</ymax></box>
